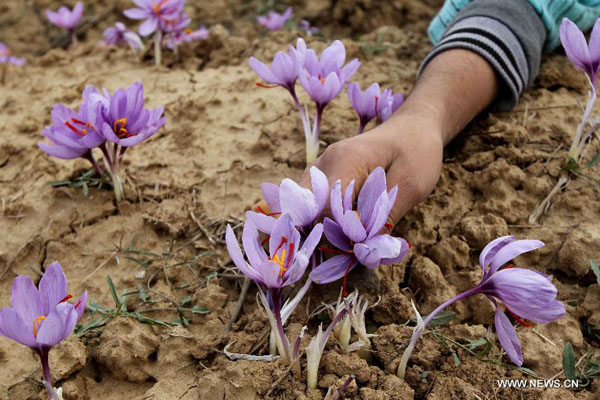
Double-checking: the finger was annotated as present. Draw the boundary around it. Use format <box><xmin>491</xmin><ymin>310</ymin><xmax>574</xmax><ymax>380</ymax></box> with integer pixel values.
<box><xmin>383</xmin><ymin>166</ymin><xmax>427</xmax><ymax>233</ymax></box>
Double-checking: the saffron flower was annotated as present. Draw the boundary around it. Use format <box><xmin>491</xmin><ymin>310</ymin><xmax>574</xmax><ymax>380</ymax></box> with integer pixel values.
<box><xmin>97</xmin><ymin>81</ymin><xmax>165</xmax><ymax>201</ymax></box>
<box><xmin>397</xmin><ymin>236</ymin><xmax>566</xmax><ymax>378</ymax></box>
<box><xmin>299</xmin><ymin>19</ymin><xmax>319</xmax><ymax>36</ymax></box>
<box><xmin>124</xmin><ymin>0</ymin><xmax>184</xmax><ymax>36</ymax></box>
<box><xmin>246</xmin><ymin>166</ymin><xmax>328</xmax><ymax>233</ymax></box>
<box><xmin>310</xmin><ymin>167</ymin><xmax>409</xmax><ymax>286</ymax></box>
<box><xmin>45</xmin><ymin>2</ymin><xmax>83</xmax><ymax>43</ymax></box>
<box><xmin>560</xmin><ymin>18</ymin><xmax>600</xmax><ymax>88</ymax></box>
<box><xmin>38</xmin><ymin>85</ymin><xmax>106</xmax><ymax>171</ymax></box>
<box><xmin>299</xmin><ymin>40</ymin><xmax>360</xmax><ymax>110</ymax></box>
<box><xmin>559</xmin><ymin>18</ymin><xmax>600</xmax><ymax>161</ymax></box>
<box><xmin>347</xmin><ymin>82</ymin><xmax>404</xmax><ymax>134</ymax></box>
<box><xmin>226</xmin><ymin>214</ymin><xmax>323</xmax><ymax>362</ymax></box>
<box><xmin>39</xmin><ymin>82</ymin><xmax>165</xmax><ymax>202</ymax></box>
<box><xmin>249</xmin><ymin>38</ymin><xmax>306</xmax><ymax>93</ymax></box>
<box><xmin>250</xmin><ymin>38</ymin><xmax>360</xmax><ymax>163</ymax></box>
<box><xmin>124</xmin><ymin>0</ymin><xmax>185</xmax><ymax>65</ymax></box>
<box><xmin>299</xmin><ymin>40</ymin><xmax>360</xmax><ymax>161</ymax></box>
<box><xmin>161</xmin><ymin>13</ymin><xmax>209</xmax><ymax>50</ymax></box>
<box><xmin>375</xmin><ymin>89</ymin><xmax>403</xmax><ymax>124</ymax></box>
<box><xmin>0</xmin><ymin>42</ymin><xmax>25</xmax><ymax>84</ymax></box>
<box><xmin>257</xmin><ymin>7</ymin><xmax>292</xmax><ymax>31</ymax></box>
<box><xmin>0</xmin><ymin>262</ymin><xmax>87</xmax><ymax>400</ymax></box>
<box><xmin>101</xmin><ymin>22</ymin><xmax>144</xmax><ymax>52</ymax></box>
<box><xmin>0</xmin><ymin>42</ymin><xmax>26</xmax><ymax>66</ymax></box>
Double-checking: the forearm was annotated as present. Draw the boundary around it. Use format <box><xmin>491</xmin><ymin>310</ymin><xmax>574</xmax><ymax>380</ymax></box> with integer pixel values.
<box><xmin>392</xmin><ymin>49</ymin><xmax>499</xmax><ymax>145</ymax></box>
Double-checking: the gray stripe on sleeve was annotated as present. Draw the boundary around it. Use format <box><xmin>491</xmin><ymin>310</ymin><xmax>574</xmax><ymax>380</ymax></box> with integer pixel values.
<box><xmin>418</xmin><ymin>0</ymin><xmax>546</xmax><ymax>111</ymax></box>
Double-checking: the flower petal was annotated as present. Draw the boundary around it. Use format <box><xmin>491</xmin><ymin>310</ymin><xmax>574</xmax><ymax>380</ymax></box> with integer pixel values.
<box><xmin>245</xmin><ymin>210</ymin><xmax>276</xmax><ymax>234</ymax></box>
<box><xmin>341</xmin><ymin>211</ymin><xmax>367</xmax><ymax>243</ymax></box>
<box><xmin>560</xmin><ymin>18</ymin><xmax>593</xmax><ymax>77</ymax></box>
<box><xmin>279</xmin><ymin>178</ymin><xmax>317</xmax><ymax>228</ymax></box>
<box><xmin>261</xmin><ymin>182</ymin><xmax>281</xmax><ymax>212</ymax></box>
<box><xmin>354</xmin><ymin>234</ymin><xmax>403</xmax><ymax>269</ymax></box>
<box><xmin>494</xmin><ymin>307</ymin><xmax>523</xmax><ymax>366</ymax></box>
<box><xmin>323</xmin><ymin>217</ymin><xmax>351</xmax><ymax>251</ymax></box>
<box><xmin>357</xmin><ymin>167</ymin><xmax>386</xmax><ymax>226</ymax></box>
<box><xmin>330</xmin><ymin>180</ymin><xmax>344</xmax><ymax>224</ymax></box>
<box><xmin>38</xmin><ymin>262</ymin><xmax>68</xmax><ymax>316</ymax></box>
<box><xmin>488</xmin><ymin>239</ymin><xmax>544</xmax><ymax>275</ymax></box>
<box><xmin>139</xmin><ymin>16</ymin><xmax>158</xmax><ymax>36</ymax></box>
<box><xmin>310</xmin><ymin>166</ymin><xmax>329</xmax><ymax>215</ymax></box>
<box><xmin>11</xmin><ymin>276</ymin><xmax>44</xmax><ymax>327</ymax></box>
<box><xmin>479</xmin><ymin>235</ymin><xmax>515</xmax><ymax>271</ymax></box>
<box><xmin>242</xmin><ymin>218</ymin><xmax>269</xmax><ymax>267</ymax></box>
<box><xmin>225</xmin><ymin>225</ymin><xmax>263</xmax><ymax>284</ymax></box>
<box><xmin>36</xmin><ymin>303</ymin><xmax>79</xmax><ymax>347</ymax></box>
<box><xmin>309</xmin><ymin>254</ymin><xmax>356</xmax><ymax>283</ymax></box>
<box><xmin>0</xmin><ymin>307</ymin><xmax>37</xmax><ymax>347</ymax></box>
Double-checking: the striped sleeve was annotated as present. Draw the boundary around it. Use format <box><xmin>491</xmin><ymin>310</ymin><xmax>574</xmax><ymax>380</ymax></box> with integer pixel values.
<box><xmin>420</xmin><ymin>0</ymin><xmax>546</xmax><ymax>110</ymax></box>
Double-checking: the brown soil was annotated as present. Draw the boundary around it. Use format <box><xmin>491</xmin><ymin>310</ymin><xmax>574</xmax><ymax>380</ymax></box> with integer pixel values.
<box><xmin>1</xmin><ymin>0</ymin><xmax>600</xmax><ymax>399</ymax></box>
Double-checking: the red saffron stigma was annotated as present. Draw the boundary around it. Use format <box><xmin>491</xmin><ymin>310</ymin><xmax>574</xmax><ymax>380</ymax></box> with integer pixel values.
<box><xmin>74</xmin><ymin>300</ymin><xmax>82</xmax><ymax>309</ymax></box>
<box><xmin>505</xmin><ymin>264</ymin><xmax>516</xmax><ymax>269</ymax></box>
<box><xmin>318</xmin><ymin>246</ymin><xmax>347</xmax><ymax>255</ymax></box>
<box><xmin>384</xmin><ymin>223</ymin><xmax>393</xmax><ymax>231</ymax></box>
<box><xmin>342</xmin><ymin>262</ymin><xmax>354</xmax><ymax>298</ymax></box>
<box><xmin>270</xmin><ymin>236</ymin><xmax>288</xmax><ymax>259</ymax></box>
<box><xmin>65</xmin><ymin>121</ymin><xmax>85</xmax><ymax>136</ymax></box>
<box><xmin>260</xmin><ymin>235</ymin><xmax>270</xmax><ymax>246</ymax></box>
<box><xmin>506</xmin><ymin>308</ymin><xmax>531</xmax><ymax>327</ymax></box>
<box><xmin>59</xmin><ymin>294</ymin><xmax>73</xmax><ymax>303</ymax></box>
<box><xmin>408</xmin><ymin>241</ymin><xmax>413</xmax><ymax>249</ymax></box>
<box><xmin>284</xmin><ymin>243</ymin><xmax>295</xmax><ymax>270</ymax></box>
<box><xmin>255</xmin><ymin>205</ymin><xmax>281</xmax><ymax>217</ymax></box>
<box><xmin>255</xmin><ymin>82</ymin><xmax>278</xmax><ymax>89</ymax></box>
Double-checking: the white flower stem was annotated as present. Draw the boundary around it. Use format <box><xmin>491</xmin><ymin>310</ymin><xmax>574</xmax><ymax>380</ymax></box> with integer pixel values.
<box><xmin>397</xmin><ymin>288</ymin><xmax>478</xmax><ymax>379</ymax></box>
<box><xmin>154</xmin><ymin>30</ymin><xmax>162</xmax><ymax>66</ymax></box>
<box><xmin>306</xmin><ymin>307</ymin><xmax>348</xmax><ymax>390</ymax></box>
<box><xmin>569</xmin><ymin>82</ymin><xmax>596</xmax><ymax>161</ymax></box>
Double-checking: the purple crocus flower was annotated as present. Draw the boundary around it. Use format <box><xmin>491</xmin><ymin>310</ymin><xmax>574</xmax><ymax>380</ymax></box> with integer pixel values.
<box><xmin>397</xmin><ymin>236</ymin><xmax>566</xmax><ymax>378</ymax></box>
<box><xmin>560</xmin><ymin>18</ymin><xmax>600</xmax><ymax>87</ymax></box>
<box><xmin>299</xmin><ymin>40</ymin><xmax>360</xmax><ymax>110</ymax></box>
<box><xmin>101</xmin><ymin>22</ymin><xmax>144</xmax><ymax>51</ymax></box>
<box><xmin>247</xmin><ymin>166</ymin><xmax>328</xmax><ymax>233</ymax></box>
<box><xmin>376</xmin><ymin>89</ymin><xmax>403</xmax><ymax>124</ymax></box>
<box><xmin>249</xmin><ymin>38</ymin><xmax>306</xmax><ymax>93</ymax></box>
<box><xmin>347</xmin><ymin>82</ymin><xmax>404</xmax><ymax>134</ymax></box>
<box><xmin>0</xmin><ymin>42</ymin><xmax>26</xmax><ymax>66</ymax></box>
<box><xmin>257</xmin><ymin>7</ymin><xmax>292</xmax><ymax>31</ymax></box>
<box><xmin>98</xmin><ymin>81</ymin><xmax>165</xmax><ymax>147</ymax></box>
<box><xmin>299</xmin><ymin>19</ymin><xmax>319</xmax><ymax>36</ymax></box>
<box><xmin>310</xmin><ymin>167</ymin><xmax>409</xmax><ymax>285</ymax></box>
<box><xmin>38</xmin><ymin>85</ymin><xmax>105</xmax><ymax>169</ymax></box>
<box><xmin>124</xmin><ymin>0</ymin><xmax>185</xmax><ymax>36</ymax></box>
<box><xmin>162</xmin><ymin>13</ymin><xmax>209</xmax><ymax>49</ymax></box>
<box><xmin>226</xmin><ymin>213</ymin><xmax>322</xmax><ymax>291</ymax></box>
<box><xmin>347</xmin><ymin>82</ymin><xmax>379</xmax><ymax>134</ymax></box>
<box><xmin>226</xmin><ymin>214</ymin><xmax>323</xmax><ymax>362</ymax></box>
<box><xmin>45</xmin><ymin>2</ymin><xmax>83</xmax><ymax>33</ymax></box>
<box><xmin>0</xmin><ymin>262</ymin><xmax>87</xmax><ymax>399</ymax></box>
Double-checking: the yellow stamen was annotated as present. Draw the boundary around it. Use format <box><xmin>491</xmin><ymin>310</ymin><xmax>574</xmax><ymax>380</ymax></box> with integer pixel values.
<box><xmin>33</xmin><ymin>316</ymin><xmax>46</xmax><ymax>337</ymax></box>
<box><xmin>184</xmin><ymin>28</ymin><xmax>193</xmax><ymax>34</ymax></box>
<box><xmin>271</xmin><ymin>249</ymin><xmax>288</xmax><ymax>277</ymax></box>
<box><xmin>353</xmin><ymin>210</ymin><xmax>361</xmax><ymax>221</ymax></box>
<box><xmin>113</xmin><ymin>117</ymin><xmax>127</xmax><ymax>132</ymax></box>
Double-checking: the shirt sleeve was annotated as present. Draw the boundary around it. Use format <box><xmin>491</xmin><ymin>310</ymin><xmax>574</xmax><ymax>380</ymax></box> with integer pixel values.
<box><xmin>419</xmin><ymin>0</ymin><xmax>546</xmax><ymax>111</ymax></box>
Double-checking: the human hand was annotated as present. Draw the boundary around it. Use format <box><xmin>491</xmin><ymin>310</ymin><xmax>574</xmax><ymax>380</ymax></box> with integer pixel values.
<box><xmin>296</xmin><ymin>111</ymin><xmax>444</xmax><ymax>229</ymax></box>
